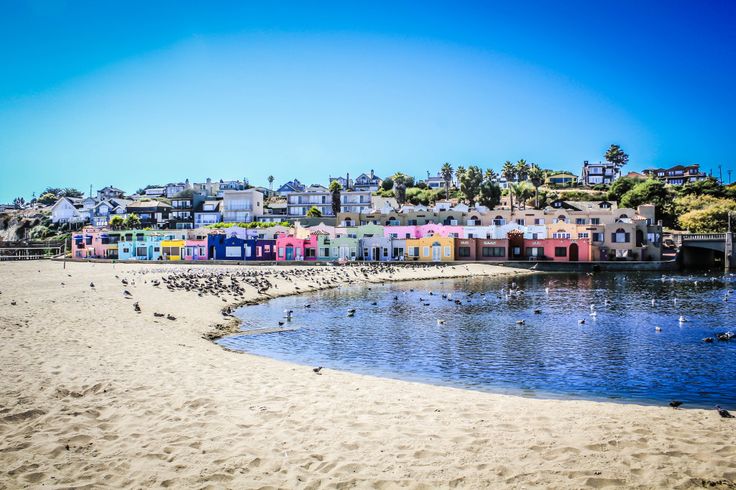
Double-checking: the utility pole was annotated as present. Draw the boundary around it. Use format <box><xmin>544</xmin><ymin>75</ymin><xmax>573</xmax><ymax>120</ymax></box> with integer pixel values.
<box><xmin>727</xmin><ymin>212</ymin><xmax>733</xmax><ymax>272</ymax></box>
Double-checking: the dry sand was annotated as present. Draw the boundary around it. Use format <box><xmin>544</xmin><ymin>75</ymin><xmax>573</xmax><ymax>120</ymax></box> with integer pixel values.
<box><xmin>0</xmin><ymin>260</ymin><xmax>734</xmax><ymax>489</ymax></box>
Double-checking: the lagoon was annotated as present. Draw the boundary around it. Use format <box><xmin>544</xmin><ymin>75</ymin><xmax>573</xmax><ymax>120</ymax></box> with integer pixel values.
<box><xmin>219</xmin><ymin>272</ymin><xmax>736</xmax><ymax>408</ymax></box>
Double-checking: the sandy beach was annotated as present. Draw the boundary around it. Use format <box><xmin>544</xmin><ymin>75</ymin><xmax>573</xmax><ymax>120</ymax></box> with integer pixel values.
<box><xmin>0</xmin><ymin>260</ymin><xmax>734</xmax><ymax>489</ymax></box>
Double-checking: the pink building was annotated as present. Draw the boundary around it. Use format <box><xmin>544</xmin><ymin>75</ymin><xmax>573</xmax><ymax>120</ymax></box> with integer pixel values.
<box><xmin>384</xmin><ymin>226</ymin><xmax>419</xmax><ymax>239</ymax></box>
<box><xmin>275</xmin><ymin>235</ymin><xmax>318</xmax><ymax>261</ymax></box>
<box><xmin>523</xmin><ymin>238</ymin><xmax>591</xmax><ymax>262</ymax></box>
<box><xmin>416</xmin><ymin>223</ymin><xmax>464</xmax><ymax>238</ymax></box>
<box><xmin>72</xmin><ymin>228</ymin><xmax>114</xmax><ymax>259</ymax></box>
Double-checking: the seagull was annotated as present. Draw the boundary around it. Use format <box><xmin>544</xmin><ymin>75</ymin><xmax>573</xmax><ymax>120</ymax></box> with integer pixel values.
<box><xmin>679</xmin><ymin>315</ymin><xmax>686</xmax><ymax>323</ymax></box>
<box><xmin>703</xmin><ymin>337</ymin><xmax>714</xmax><ymax>343</ymax></box>
<box><xmin>313</xmin><ymin>366</ymin><xmax>323</xmax><ymax>375</ymax></box>
<box><xmin>716</xmin><ymin>405</ymin><xmax>734</xmax><ymax>418</ymax></box>
<box><xmin>669</xmin><ymin>400</ymin><xmax>683</xmax><ymax>409</ymax></box>
<box><xmin>89</xmin><ymin>282</ymin><xmax>95</xmax><ymax>288</ymax></box>
<box><xmin>437</xmin><ymin>319</ymin><xmax>446</xmax><ymax>325</ymax></box>
<box><xmin>578</xmin><ymin>319</ymin><xmax>586</xmax><ymax>325</ymax></box>
<box><xmin>655</xmin><ymin>326</ymin><xmax>662</xmax><ymax>332</ymax></box>
<box><xmin>516</xmin><ymin>320</ymin><xmax>525</xmax><ymax>325</ymax></box>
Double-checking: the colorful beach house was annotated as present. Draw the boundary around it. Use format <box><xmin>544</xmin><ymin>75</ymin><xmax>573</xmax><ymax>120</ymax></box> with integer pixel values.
<box><xmin>72</xmin><ymin>228</ymin><xmax>122</xmax><ymax>259</ymax></box>
<box><xmin>117</xmin><ymin>230</ymin><xmax>170</xmax><ymax>260</ymax></box>
<box><xmin>207</xmin><ymin>233</ymin><xmax>249</xmax><ymax>261</ymax></box>
<box><xmin>454</xmin><ymin>238</ymin><xmax>509</xmax><ymax>261</ymax></box>
<box><xmin>275</xmin><ymin>235</ymin><xmax>318</xmax><ymax>261</ymax></box>
<box><xmin>405</xmin><ymin>235</ymin><xmax>455</xmax><ymax>262</ymax></box>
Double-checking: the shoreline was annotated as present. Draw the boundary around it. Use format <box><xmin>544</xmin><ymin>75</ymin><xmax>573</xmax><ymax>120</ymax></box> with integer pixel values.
<box><xmin>1</xmin><ymin>260</ymin><xmax>735</xmax><ymax>488</ymax></box>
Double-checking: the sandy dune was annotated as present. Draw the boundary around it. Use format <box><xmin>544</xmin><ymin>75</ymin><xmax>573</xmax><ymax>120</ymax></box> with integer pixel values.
<box><xmin>0</xmin><ymin>260</ymin><xmax>734</xmax><ymax>489</ymax></box>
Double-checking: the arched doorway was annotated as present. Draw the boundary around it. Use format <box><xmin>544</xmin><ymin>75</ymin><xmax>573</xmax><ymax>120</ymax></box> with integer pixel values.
<box><xmin>569</xmin><ymin>243</ymin><xmax>579</xmax><ymax>261</ymax></box>
<box><xmin>432</xmin><ymin>241</ymin><xmax>442</xmax><ymax>262</ymax></box>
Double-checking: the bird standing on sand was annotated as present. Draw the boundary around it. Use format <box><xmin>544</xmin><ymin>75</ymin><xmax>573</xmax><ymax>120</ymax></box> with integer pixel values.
<box><xmin>716</xmin><ymin>405</ymin><xmax>734</xmax><ymax>418</ymax></box>
<box><xmin>313</xmin><ymin>366</ymin><xmax>323</xmax><ymax>375</ymax></box>
<box><xmin>669</xmin><ymin>400</ymin><xmax>683</xmax><ymax>409</ymax></box>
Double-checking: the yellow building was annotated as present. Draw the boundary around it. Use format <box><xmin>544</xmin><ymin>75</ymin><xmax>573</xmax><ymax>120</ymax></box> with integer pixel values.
<box><xmin>405</xmin><ymin>236</ymin><xmax>455</xmax><ymax>262</ymax></box>
<box><xmin>160</xmin><ymin>239</ymin><xmax>185</xmax><ymax>260</ymax></box>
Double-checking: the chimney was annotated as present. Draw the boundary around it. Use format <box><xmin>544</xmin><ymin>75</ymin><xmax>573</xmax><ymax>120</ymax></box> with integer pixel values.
<box><xmin>370</xmin><ymin>169</ymin><xmax>374</xmax><ymax>179</ymax></box>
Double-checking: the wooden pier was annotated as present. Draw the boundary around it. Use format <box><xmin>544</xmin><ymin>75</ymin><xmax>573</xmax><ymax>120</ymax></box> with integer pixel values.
<box><xmin>0</xmin><ymin>240</ymin><xmax>66</xmax><ymax>261</ymax></box>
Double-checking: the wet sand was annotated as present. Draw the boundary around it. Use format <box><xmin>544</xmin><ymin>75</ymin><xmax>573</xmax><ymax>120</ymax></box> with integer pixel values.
<box><xmin>0</xmin><ymin>260</ymin><xmax>734</xmax><ymax>489</ymax></box>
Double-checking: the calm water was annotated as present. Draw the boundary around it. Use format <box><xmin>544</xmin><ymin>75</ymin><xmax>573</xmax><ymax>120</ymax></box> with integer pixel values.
<box><xmin>219</xmin><ymin>272</ymin><xmax>736</xmax><ymax>408</ymax></box>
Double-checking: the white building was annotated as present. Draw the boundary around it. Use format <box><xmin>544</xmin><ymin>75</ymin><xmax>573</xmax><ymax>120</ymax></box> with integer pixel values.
<box><xmin>50</xmin><ymin>197</ymin><xmax>84</xmax><ymax>224</ymax></box>
<box><xmin>286</xmin><ymin>186</ymin><xmax>372</xmax><ymax>216</ymax></box>
<box><xmin>222</xmin><ymin>189</ymin><xmax>264</xmax><ymax>223</ymax></box>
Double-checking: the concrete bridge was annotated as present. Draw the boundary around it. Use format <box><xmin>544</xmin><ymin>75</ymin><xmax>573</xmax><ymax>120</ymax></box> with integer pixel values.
<box><xmin>675</xmin><ymin>233</ymin><xmax>735</xmax><ymax>269</ymax></box>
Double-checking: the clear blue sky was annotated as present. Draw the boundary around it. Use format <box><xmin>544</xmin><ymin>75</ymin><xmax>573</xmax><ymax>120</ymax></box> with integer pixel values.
<box><xmin>1</xmin><ymin>0</ymin><xmax>735</xmax><ymax>201</ymax></box>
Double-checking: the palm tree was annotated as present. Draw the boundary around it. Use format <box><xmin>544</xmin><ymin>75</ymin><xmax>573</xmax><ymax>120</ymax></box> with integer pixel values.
<box><xmin>440</xmin><ymin>162</ymin><xmax>453</xmax><ymax>200</ymax></box>
<box><xmin>329</xmin><ymin>180</ymin><xmax>342</xmax><ymax>216</ymax></box>
<box><xmin>515</xmin><ymin>159</ymin><xmax>530</xmax><ymax>182</ymax></box>
<box><xmin>509</xmin><ymin>181</ymin><xmax>533</xmax><ymax>210</ymax></box>
<box><xmin>267</xmin><ymin>175</ymin><xmax>274</xmax><ymax>192</ymax></box>
<box><xmin>528</xmin><ymin>164</ymin><xmax>545</xmax><ymax>209</ymax></box>
<box><xmin>306</xmin><ymin>206</ymin><xmax>322</xmax><ymax>218</ymax></box>
<box><xmin>501</xmin><ymin>161</ymin><xmax>516</xmax><ymax>211</ymax></box>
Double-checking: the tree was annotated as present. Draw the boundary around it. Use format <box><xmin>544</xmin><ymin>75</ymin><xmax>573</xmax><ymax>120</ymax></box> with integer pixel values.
<box><xmin>501</xmin><ymin>161</ymin><xmax>516</xmax><ymax>210</ymax></box>
<box><xmin>381</xmin><ymin>177</ymin><xmax>394</xmax><ymax>191</ymax></box>
<box><xmin>306</xmin><ymin>206</ymin><xmax>322</xmax><ymax>218</ymax></box>
<box><xmin>267</xmin><ymin>175</ymin><xmax>274</xmax><ymax>192</ymax></box>
<box><xmin>510</xmin><ymin>181</ymin><xmax>534</xmax><ymax>209</ymax></box>
<box><xmin>455</xmin><ymin>166</ymin><xmax>466</xmax><ymax>186</ymax></box>
<box><xmin>13</xmin><ymin>197</ymin><xmax>26</xmax><ymax>209</ymax></box>
<box><xmin>329</xmin><ymin>180</ymin><xmax>342</xmax><ymax>216</ymax></box>
<box><xmin>394</xmin><ymin>175</ymin><xmax>407</xmax><ymax>204</ymax></box>
<box><xmin>515</xmin><ymin>159</ymin><xmax>530</xmax><ymax>182</ymax></box>
<box><xmin>604</xmin><ymin>144</ymin><xmax>629</xmax><ymax>174</ymax></box>
<box><xmin>620</xmin><ymin>179</ymin><xmax>675</xmax><ymax>226</ymax></box>
<box><xmin>42</xmin><ymin>187</ymin><xmax>62</xmax><ymax>197</ymax></box>
<box><xmin>607</xmin><ymin>176</ymin><xmax>639</xmax><ymax>203</ymax></box>
<box><xmin>458</xmin><ymin>165</ymin><xmax>483</xmax><ymax>205</ymax></box>
<box><xmin>123</xmin><ymin>213</ymin><xmax>141</xmax><ymax>229</ymax></box>
<box><xmin>440</xmin><ymin>162</ymin><xmax>454</xmax><ymax>200</ymax></box>
<box><xmin>679</xmin><ymin>200</ymin><xmax>736</xmax><ymax>233</ymax></box>
<box><xmin>61</xmin><ymin>188</ymin><xmax>84</xmax><ymax>198</ymax></box>
<box><xmin>528</xmin><ymin>163</ymin><xmax>545</xmax><ymax>209</ymax></box>
<box><xmin>478</xmin><ymin>170</ymin><xmax>502</xmax><ymax>209</ymax></box>
<box><xmin>109</xmin><ymin>215</ymin><xmax>124</xmax><ymax>230</ymax></box>
<box><xmin>38</xmin><ymin>193</ymin><xmax>58</xmax><ymax>205</ymax></box>
<box><xmin>678</xmin><ymin>177</ymin><xmax>725</xmax><ymax>198</ymax></box>
<box><xmin>391</xmin><ymin>172</ymin><xmax>414</xmax><ymax>188</ymax></box>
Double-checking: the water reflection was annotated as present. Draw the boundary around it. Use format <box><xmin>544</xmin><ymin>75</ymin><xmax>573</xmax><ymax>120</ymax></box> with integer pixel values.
<box><xmin>219</xmin><ymin>272</ymin><xmax>736</xmax><ymax>407</ymax></box>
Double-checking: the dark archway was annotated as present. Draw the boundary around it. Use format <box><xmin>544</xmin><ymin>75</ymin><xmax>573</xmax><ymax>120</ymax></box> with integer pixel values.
<box><xmin>569</xmin><ymin>243</ymin><xmax>579</xmax><ymax>262</ymax></box>
<box><xmin>636</xmin><ymin>229</ymin><xmax>644</xmax><ymax>247</ymax></box>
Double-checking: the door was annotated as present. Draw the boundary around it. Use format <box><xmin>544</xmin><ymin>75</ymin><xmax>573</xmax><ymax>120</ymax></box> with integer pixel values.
<box><xmin>569</xmin><ymin>243</ymin><xmax>579</xmax><ymax>262</ymax></box>
<box><xmin>339</xmin><ymin>246</ymin><xmax>350</xmax><ymax>259</ymax></box>
<box><xmin>372</xmin><ymin>247</ymin><xmax>380</xmax><ymax>261</ymax></box>
<box><xmin>432</xmin><ymin>244</ymin><xmax>441</xmax><ymax>262</ymax></box>
<box><xmin>285</xmin><ymin>245</ymin><xmax>294</xmax><ymax>260</ymax></box>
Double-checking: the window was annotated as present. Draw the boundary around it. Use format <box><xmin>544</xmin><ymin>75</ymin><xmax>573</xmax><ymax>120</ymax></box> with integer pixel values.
<box><xmin>136</xmin><ymin>246</ymin><xmax>147</xmax><ymax>257</ymax></box>
<box><xmin>123</xmin><ymin>247</ymin><xmax>130</xmax><ymax>253</ymax></box>
<box><xmin>154</xmin><ymin>247</ymin><xmax>160</xmax><ymax>252</ymax></box>
<box><xmin>423</xmin><ymin>246</ymin><xmax>429</xmax><ymax>256</ymax></box>
<box><xmin>525</xmin><ymin>247</ymin><xmax>544</xmax><ymax>257</ymax></box>
<box><xmin>534</xmin><ymin>218</ymin><xmax>544</xmax><ymax>225</ymax></box>
<box><xmin>482</xmin><ymin>247</ymin><xmax>505</xmax><ymax>257</ymax></box>
<box><xmin>389</xmin><ymin>233</ymin><xmax>398</xmax><ymax>238</ymax></box>
<box><xmin>305</xmin><ymin>248</ymin><xmax>316</xmax><ymax>258</ymax></box>
<box><xmin>393</xmin><ymin>247</ymin><xmax>404</xmax><ymax>257</ymax></box>
<box><xmin>323</xmin><ymin>248</ymin><xmax>330</xmax><ymax>256</ymax></box>
<box><xmin>552</xmin><ymin>232</ymin><xmax>571</xmax><ymax>239</ymax></box>
<box><xmin>578</xmin><ymin>232</ymin><xmax>589</xmax><ymax>239</ymax></box>
<box><xmin>444</xmin><ymin>246</ymin><xmax>451</xmax><ymax>256</ymax></box>
<box><xmin>459</xmin><ymin>247</ymin><xmax>471</xmax><ymax>257</ymax></box>
<box><xmin>516</xmin><ymin>219</ymin><xmax>525</xmax><ymax>226</ymax></box>
<box><xmin>226</xmin><ymin>246</ymin><xmax>241</xmax><ymax>257</ymax></box>
<box><xmin>576</xmin><ymin>218</ymin><xmax>586</xmax><ymax>225</ymax></box>
<box><xmin>408</xmin><ymin>247</ymin><xmax>419</xmax><ymax>257</ymax></box>
<box><xmin>592</xmin><ymin>232</ymin><xmax>604</xmax><ymax>242</ymax></box>
<box><xmin>555</xmin><ymin>247</ymin><xmax>567</xmax><ymax>257</ymax></box>
<box><xmin>591</xmin><ymin>218</ymin><xmax>600</xmax><ymax>225</ymax></box>
<box><xmin>611</xmin><ymin>228</ymin><xmax>630</xmax><ymax>243</ymax></box>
